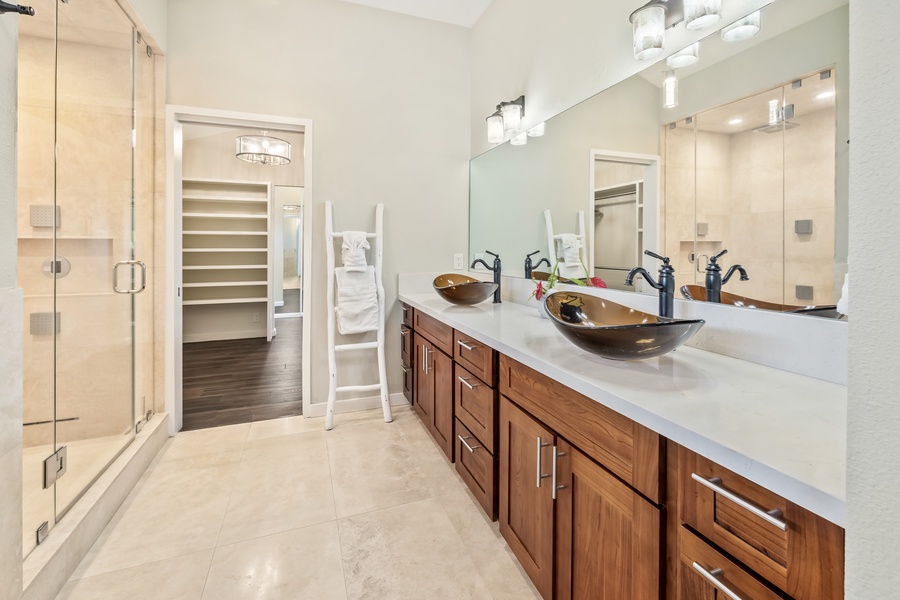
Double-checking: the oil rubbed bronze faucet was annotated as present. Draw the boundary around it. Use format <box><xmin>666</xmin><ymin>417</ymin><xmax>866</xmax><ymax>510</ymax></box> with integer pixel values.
<box><xmin>470</xmin><ymin>250</ymin><xmax>502</xmax><ymax>303</ymax></box>
<box><xmin>624</xmin><ymin>250</ymin><xmax>676</xmax><ymax>318</ymax></box>
<box><xmin>704</xmin><ymin>249</ymin><xmax>749</xmax><ymax>303</ymax></box>
<box><xmin>524</xmin><ymin>250</ymin><xmax>551</xmax><ymax>280</ymax></box>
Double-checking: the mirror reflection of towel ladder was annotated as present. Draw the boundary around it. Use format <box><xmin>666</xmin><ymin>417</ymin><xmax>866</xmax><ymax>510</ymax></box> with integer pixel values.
<box><xmin>324</xmin><ymin>201</ymin><xmax>391</xmax><ymax>430</ymax></box>
<box><xmin>544</xmin><ymin>209</ymin><xmax>586</xmax><ymax>279</ymax></box>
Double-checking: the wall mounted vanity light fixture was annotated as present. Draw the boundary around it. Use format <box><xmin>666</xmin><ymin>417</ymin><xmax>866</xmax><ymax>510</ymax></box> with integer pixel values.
<box><xmin>630</xmin><ymin>0</ymin><xmax>722</xmax><ymax>60</ymax></box>
<box><xmin>486</xmin><ymin>95</ymin><xmax>526</xmax><ymax>144</ymax></box>
<box><xmin>720</xmin><ymin>9</ymin><xmax>760</xmax><ymax>41</ymax></box>
<box><xmin>527</xmin><ymin>122</ymin><xmax>546</xmax><ymax>137</ymax></box>
<box><xmin>666</xmin><ymin>42</ymin><xmax>700</xmax><ymax>68</ymax></box>
<box><xmin>511</xmin><ymin>131</ymin><xmax>528</xmax><ymax>146</ymax></box>
<box><xmin>663</xmin><ymin>70</ymin><xmax>679</xmax><ymax>108</ymax></box>
<box><xmin>235</xmin><ymin>132</ymin><xmax>292</xmax><ymax>165</ymax></box>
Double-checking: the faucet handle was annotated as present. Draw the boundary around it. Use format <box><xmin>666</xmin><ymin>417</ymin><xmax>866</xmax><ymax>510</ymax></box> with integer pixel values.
<box><xmin>710</xmin><ymin>249</ymin><xmax>728</xmax><ymax>264</ymax></box>
<box><xmin>486</xmin><ymin>250</ymin><xmax>499</xmax><ymax>259</ymax></box>
<box><xmin>527</xmin><ymin>250</ymin><xmax>540</xmax><ymax>258</ymax></box>
<box><xmin>644</xmin><ymin>250</ymin><xmax>671</xmax><ymax>266</ymax></box>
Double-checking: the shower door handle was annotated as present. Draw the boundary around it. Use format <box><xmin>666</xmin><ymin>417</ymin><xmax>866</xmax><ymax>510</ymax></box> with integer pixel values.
<box><xmin>113</xmin><ymin>260</ymin><xmax>147</xmax><ymax>294</ymax></box>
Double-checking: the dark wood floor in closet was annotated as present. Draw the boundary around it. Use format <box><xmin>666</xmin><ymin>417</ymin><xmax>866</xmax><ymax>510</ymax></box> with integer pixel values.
<box><xmin>182</xmin><ymin>317</ymin><xmax>303</xmax><ymax>431</ymax></box>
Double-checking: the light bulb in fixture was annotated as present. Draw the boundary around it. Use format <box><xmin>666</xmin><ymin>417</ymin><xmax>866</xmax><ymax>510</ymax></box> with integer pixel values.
<box><xmin>527</xmin><ymin>122</ymin><xmax>545</xmax><ymax>137</ymax></box>
<box><xmin>663</xmin><ymin>70</ymin><xmax>678</xmax><ymax>109</ymax></box>
<box><xmin>684</xmin><ymin>0</ymin><xmax>722</xmax><ymax>31</ymax></box>
<box><xmin>511</xmin><ymin>131</ymin><xmax>528</xmax><ymax>146</ymax></box>
<box><xmin>721</xmin><ymin>10</ymin><xmax>761</xmax><ymax>42</ymax></box>
<box><xmin>667</xmin><ymin>43</ymin><xmax>700</xmax><ymax>69</ymax></box>
<box><xmin>630</xmin><ymin>5</ymin><xmax>666</xmax><ymax>60</ymax></box>
<box><xmin>486</xmin><ymin>112</ymin><xmax>504</xmax><ymax>144</ymax></box>
<box><xmin>501</xmin><ymin>102</ymin><xmax>522</xmax><ymax>133</ymax></box>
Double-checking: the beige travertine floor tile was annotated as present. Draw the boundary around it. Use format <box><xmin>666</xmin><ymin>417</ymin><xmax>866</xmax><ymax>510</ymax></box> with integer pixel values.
<box><xmin>216</xmin><ymin>431</ymin><xmax>336</xmax><ymax>546</ymax></box>
<box><xmin>56</xmin><ymin>550</ymin><xmax>212</xmax><ymax>600</ymax></box>
<box><xmin>395</xmin><ymin>409</ymin><xmax>463</xmax><ymax>497</ymax></box>
<box><xmin>338</xmin><ymin>497</ymin><xmax>493</xmax><ymax>600</ymax></box>
<box><xmin>202</xmin><ymin>522</ymin><xmax>346</xmax><ymax>600</ymax></box>
<box><xmin>246</xmin><ymin>414</ymin><xmax>322</xmax><ymax>442</ymax></box>
<box><xmin>326</xmin><ymin>417</ymin><xmax>433</xmax><ymax>518</ymax></box>
<box><xmin>436</xmin><ymin>487</ymin><xmax>542</xmax><ymax>600</ymax></box>
<box><xmin>159</xmin><ymin>422</ymin><xmax>250</xmax><ymax>462</ymax></box>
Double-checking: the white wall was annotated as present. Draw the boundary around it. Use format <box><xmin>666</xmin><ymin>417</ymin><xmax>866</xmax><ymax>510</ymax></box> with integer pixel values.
<box><xmin>124</xmin><ymin>0</ymin><xmax>167</xmax><ymax>52</ymax></box>
<box><xmin>167</xmin><ymin>0</ymin><xmax>470</xmax><ymax>410</ymax></box>
<box><xmin>846</xmin><ymin>1</ymin><xmax>900</xmax><ymax>597</ymax></box>
<box><xmin>469</xmin><ymin>0</ymin><xmax>773</xmax><ymax>158</ymax></box>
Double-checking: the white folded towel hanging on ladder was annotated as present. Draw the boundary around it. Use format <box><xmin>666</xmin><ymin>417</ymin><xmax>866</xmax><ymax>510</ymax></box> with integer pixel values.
<box><xmin>557</xmin><ymin>233</ymin><xmax>582</xmax><ymax>267</ymax></box>
<box><xmin>335</xmin><ymin>266</ymin><xmax>379</xmax><ymax>334</ymax></box>
<box><xmin>341</xmin><ymin>231</ymin><xmax>370</xmax><ymax>272</ymax></box>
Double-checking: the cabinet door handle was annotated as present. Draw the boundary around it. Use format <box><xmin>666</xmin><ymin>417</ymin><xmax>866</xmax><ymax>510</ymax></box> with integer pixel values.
<box><xmin>399</xmin><ymin>328</ymin><xmax>409</xmax><ymax>336</ymax></box>
<box><xmin>691</xmin><ymin>473</ymin><xmax>788</xmax><ymax>531</ymax></box>
<box><xmin>401</xmin><ymin>365</ymin><xmax>411</xmax><ymax>374</ymax></box>
<box><xmin>458</xmin><ymin>435</ymin><xmax>480</xmax><ymax>453</ymax></box>
<box><xmin>457</xmin><ymin>340</ymin><xmax>478</xmax><ymax>351</ymax></box>
<box><xmin>536</xmin><ymin>436</ymin><xmax>551</xmax><ymax>488</ymax></box>
<box><xmin>691</xmin><ymin>563</ymin><xmax>744</xmax><ymax>600</ymax></box>
<box><xmin>423</xmin><ymin>347</ymin><xmax>431</xmax><ymax>375</ymax></box>
<box><xmin>551</xmin><ymin>445</ymin><xmax>566</xmax><ymax>500</ymax></box>
<box><xmin>457</xmin><ymin>376</ymin><xmax>480</xmax><ymax>389</ymax></box>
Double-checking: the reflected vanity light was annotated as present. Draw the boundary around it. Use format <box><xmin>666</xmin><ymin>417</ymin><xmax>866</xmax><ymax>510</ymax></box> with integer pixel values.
<box><xmin>728</xmin><ymin>117</ymin><xmax>743</xmax><ymax>125</ymax></box>
<box><xmin>684</xmin><ymin>0</ymin><xmax>722</xmax><ymax>31</ymax></box>
<box><xmin>667</xmin><ymin>42</ymin><xmax>700</xmax><ymax>68</ymax></box>
<box><xmin>511</xmin><ymin>131</ymin><xmax>528</xmax><ymax>146</ymax></box>
<box><xmin>235</xmin><ymin>133</ymin><xmax>291</xmax><ymax>165</ymax></box>
<box><xmin>527</xmin><ymin>122</ymin><xmax>545</xmax><ymax>137</ymax></box>
<box><xmin>486</xmin><ymin>95</ymin><xmax>526</xmax><ymax>143</ymax></box>
<box><xmin>663</xmin><ymin>70</ymin><xmax>679</xmax><ymax>108</ymax></box>
<box><xmin>816</xmin><ymin>90</ymin><xmax>835</xmax><ymax>100</ymax></box>
<box><xmin>721</xmin><ymin>10</ymin><xmax>761</xmax><ymax>42</ymax></box>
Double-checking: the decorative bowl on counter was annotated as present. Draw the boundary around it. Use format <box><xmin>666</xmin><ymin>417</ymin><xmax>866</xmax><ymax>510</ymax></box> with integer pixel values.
<box><xmin>544</xmin><ymin>291</ymin><xmax>705</xmax><ymax>360</ymax></box>
<box><xmin>680</xmin><ymin>285</ymin><xmax>841</xmax><ymax>317</ymax></box>
<box><xmin>433</xmin><ymin>274</ymin><xmax>498</xmax><ymax>305</ymax></box>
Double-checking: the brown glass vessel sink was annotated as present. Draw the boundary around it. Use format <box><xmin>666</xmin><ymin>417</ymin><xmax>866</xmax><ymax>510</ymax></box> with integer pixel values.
<box><xmin>680</xmin><ymin>285</ymin><xmax>841</xmax><ymax>317</ymax></box>
<box><xmin>433</xmin><ymin>274</ymin><xmax>498</xmax><ymax>305</ymax></box>
<box><xmin>544</xmin><ymin>292</ymin><xmax>705</xmax><ymax>360</ymax></box>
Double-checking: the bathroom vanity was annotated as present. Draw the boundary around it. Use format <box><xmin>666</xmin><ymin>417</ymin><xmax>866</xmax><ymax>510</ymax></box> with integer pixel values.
<box><xmin>398</xmin><ymin>290</ymin><xmax>845</xmax><ymax>600</ymax></box>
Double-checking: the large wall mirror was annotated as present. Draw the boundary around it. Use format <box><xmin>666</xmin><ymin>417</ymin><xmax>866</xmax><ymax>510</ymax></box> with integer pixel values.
<box><xmin>469</xmin><ymin>0</ymin><xmax>849</xmax><ymax>316</ymax></box>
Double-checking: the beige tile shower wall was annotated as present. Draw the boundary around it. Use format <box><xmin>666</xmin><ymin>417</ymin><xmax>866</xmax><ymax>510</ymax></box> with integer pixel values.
<box><xmin>784</xmin><ymin>108</ymin><xmax>836</xmax><ymax>304</ymax></box>
<box><xmin>664</xmin><ymin>126</ymin><xmax>696</xmax><ymax>282</ymax></box>
<box><xmin>694</xmin><ymin>130</ymin><xmax>731</xmax><ymax>288</ymax></box>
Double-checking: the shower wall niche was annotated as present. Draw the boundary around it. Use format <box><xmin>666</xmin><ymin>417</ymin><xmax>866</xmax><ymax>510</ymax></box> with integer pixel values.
<box><xmin>17</xmin><ymin>0</ymin><xmax>162</xmax><ymax>559</ymax></box>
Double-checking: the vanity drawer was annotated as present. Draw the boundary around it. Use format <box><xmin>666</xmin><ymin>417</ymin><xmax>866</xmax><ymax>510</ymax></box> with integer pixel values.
<box><xmin>499</xmin><ymin>354</ymin><xmax>663</xmax><ymax>503</ymax></box>
<box><xmin>679</xmin><ymin>446</ymin><xmax>844</xmax><ymax>600</ymax></box>
<box><xmin>454</xmin><ymin>364</ymin><xmax>497</xmax><ymax>454</ymax></box>
<box><xmin>401</xmin><ymin>302</ymin><xmax>414</xmax><ymax>328</ymax></box>
<box><xmin>402</xmin><ymin>363</ymin><xmax>414</xmax><ymax>404</ymax></box>
<box><xmin>400</xmin><ymin>325</ymin><xmax>413</xmax><ymax>367</ymax></box>
<box><xmin>414</xmin><ymin>310</ymin><xmax>453</xmax><ymax>355</ymax></box>
<box><xmin>455</xmin><ymin>418</ymin><xmax>497</xmax><ymax>520</ymax></box>
<box><xmin>454</xmin><ymin>331</ymin><xmax>496</xmax><ymax>386</ymax></box>
<box><xmin>678</xmin><ymin>526</ymin><xmax>787</xmax><ymax>600</ymax></box>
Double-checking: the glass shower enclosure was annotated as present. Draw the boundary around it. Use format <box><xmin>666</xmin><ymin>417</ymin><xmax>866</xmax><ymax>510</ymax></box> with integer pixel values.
<box><xmin>17</xmin><ymin>0</ymin><xmax>157</xmax><ymax>558</ymax></box>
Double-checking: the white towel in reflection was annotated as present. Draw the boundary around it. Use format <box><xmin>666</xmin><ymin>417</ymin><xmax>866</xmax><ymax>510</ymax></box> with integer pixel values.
<box><xmin>557</xmin><ymin>234</ymin><xmax>582</xmax><ymax>267</ymax></box>
<box><xmin>335</xmin><ymin>266</ymin><xmax>379</xmax><ymax>334</ymax></box>
<box><xmin>341</xmin><ymin>231</ymin><xmax>370</xmax><ymax>272</ymax></box>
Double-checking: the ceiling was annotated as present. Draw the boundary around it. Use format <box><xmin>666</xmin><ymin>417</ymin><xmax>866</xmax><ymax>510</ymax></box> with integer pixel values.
<box><xmin>342</xmin><ymin>0</ymin><xmax>493</xmax><ymax>28</ymax></box>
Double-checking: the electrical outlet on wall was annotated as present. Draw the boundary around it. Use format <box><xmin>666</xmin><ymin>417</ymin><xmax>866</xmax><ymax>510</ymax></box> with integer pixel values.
<box><xmin>252</xmin><ymin>312</ymin><xmax>260</xmax><ymax>323</ymax></box>
<box><xmin>453</xmin><ymin>253</ymin><xmax>464</xmax><ymax>270</ymax></box>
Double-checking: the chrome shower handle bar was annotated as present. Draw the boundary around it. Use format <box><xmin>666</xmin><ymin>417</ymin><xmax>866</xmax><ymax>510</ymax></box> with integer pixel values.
<box><xmin>113</xmin><ymin>260</ymin><xmax>146</xmax><ymax>294</ymax></box>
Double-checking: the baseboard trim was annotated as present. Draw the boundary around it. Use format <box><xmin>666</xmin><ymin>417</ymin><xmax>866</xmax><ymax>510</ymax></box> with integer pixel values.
<box><xmin>304</xmin><ymin>393</ymin><xmax>409</xmax><ymax>419</ymax></box>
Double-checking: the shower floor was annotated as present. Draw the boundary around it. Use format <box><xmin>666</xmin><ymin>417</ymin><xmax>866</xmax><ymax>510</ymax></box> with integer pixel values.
<box><xmin>22</xmin><ymin>433</ymin><xmax>133</xmax><ymax>557</ymax></box>
<box><xmin>181</xmin><ymin>316</ymin><xmax>303</xmax><ymax>431</ymax></box>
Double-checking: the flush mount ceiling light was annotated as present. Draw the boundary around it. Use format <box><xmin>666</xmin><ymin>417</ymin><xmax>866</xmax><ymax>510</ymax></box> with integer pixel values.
<box><xmin>630</xmin><ymin>0</ymin><xmax>723</xmax><ymax>61</ymax></box>
<box><xmin>721</xmin><ymin>10</ymin><xmax>760</xmax><ymax>42</ymax></box>
<box><xmin>667</xmin><ymin>42</ymin><xmax>700</xmax><ymax>68</ymax></box>
<box><xmin>235</xmin><ymin>132</ymin><xmax>291</xmax><ymax>165</ymax></box>
<box><xmin>485</xmin><ymin>95</ymin><xmax>526</xmax><ymax>144</ymax></box>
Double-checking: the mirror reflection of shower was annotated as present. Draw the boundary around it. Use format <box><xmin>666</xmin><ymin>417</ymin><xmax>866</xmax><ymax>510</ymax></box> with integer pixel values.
<box><xmin>274</xmin><ymin>186</ymin><xmax>303</xmax><ymax>318</ymax></box>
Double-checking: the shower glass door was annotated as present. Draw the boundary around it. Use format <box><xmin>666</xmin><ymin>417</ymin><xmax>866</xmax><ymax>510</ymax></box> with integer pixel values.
<box><xmin>19</xmin><ymin>0</ymin><xmax>150</xmax><ymax>558</ymax></box>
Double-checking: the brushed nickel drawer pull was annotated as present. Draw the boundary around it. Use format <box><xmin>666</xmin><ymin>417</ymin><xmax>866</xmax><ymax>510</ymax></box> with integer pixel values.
<box><xmin>551</xmin><ymin>445</ymin><xmax>566</xmax><ymax>500</ymax></box>
<box><xmin>401</xmin><ymin>365</ymin><xmax>411</xmax><ymax>374</ymax></box>
<box><xmin>536</xmin><ymin>436</ymin><xmax>551</xmax><ymax>488</ymax></box>
<box><xmin>457</xmin><ymin>340</ymin><xmax>478</xmax><ymax>351</ymax></box>
<box><xmin>399</xmin><ymin>328</ymin><xmax>409</xmax><ymax>336</ymax></box>
<box><xmin>691</xmin><ymin>473</ymin><xmax>788</xmax><ymax>531</ymax></box>
<box><xmin>692</xmin><ymin>563</ymin><xmax>744</xmax><ymax>600</ymax></box>
<box><xmin>458</xmin><ymin>435</ymin><xmax>480</xmax><ymax>453</ymax></box>
<box><xmin>457</xmin><ymin>376</ymin><xmax>480</xmax><ymax>389</ymax></box>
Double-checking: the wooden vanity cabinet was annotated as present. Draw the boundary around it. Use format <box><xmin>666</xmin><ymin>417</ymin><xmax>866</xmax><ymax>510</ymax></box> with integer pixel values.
<box><xmin>413</xmin><ymin>331</ymin><xmax>454</xmax><ymax>462</ymax></box>
<box><xmin>400</xmin><ymin>303</ymin><xmax>415</xmax><ymax>405</ymax></box>
<box><xmin>499</xmin><ymin>356</ymin><xmax>665</xmax><ymax>600</ymax></box>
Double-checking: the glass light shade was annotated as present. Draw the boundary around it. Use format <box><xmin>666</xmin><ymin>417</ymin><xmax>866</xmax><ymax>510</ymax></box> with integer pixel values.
<box><xmin>501</xmin><ymin>103</ymin><xmax>522</xmax><ymax>133</ymax></box>
<box><xmin>663</xmin><ymin>71</ymin><xmax>678</xmax><ymax>109</ymax></box>
<box><xmin>667</xmin><ymin>43</ymin><xmax>700</xmax><ymax>69</ymax></box>
<box><xmin>527</xmin><ymin>122</ymin><xmax>545</xmax><ymax>137</ymax></box>
<box><xmin>235</xmin><ymin>135</ymin><xmax>291</xmax><ymax>165</ymax></box>
<box><xmin>684</xmin><ymin>0</ymin><xmax>722</xmax><ymax>31</ymax></box>
<box><xmin>511</xmin><ymin>131</ymin><xmax>528</xmax><ymax>146</ymax></box>
<box><xmin>721</xmin><ymin>11</ymin><xmax>761</xmax><ymax>42</ymax></box>
<box><xmin>486</xmin><ymin>113</ymin><xmax>504</xmax><ymax>144</ymax></box>
<box><xmin>631</xmin><ymin>5</ymin><xmax>665</xmax><ymax>60</ymax></box>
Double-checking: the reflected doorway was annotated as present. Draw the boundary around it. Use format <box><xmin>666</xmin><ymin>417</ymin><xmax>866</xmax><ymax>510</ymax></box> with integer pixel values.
<box><xmin>275</xmin><ymin>189</ymin><xmax>303</xmax><ymax>319</ymax></box>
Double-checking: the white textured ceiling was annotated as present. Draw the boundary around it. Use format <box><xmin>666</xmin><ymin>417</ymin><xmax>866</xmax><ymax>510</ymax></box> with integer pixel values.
<box><xmin>342</xmin><ymin>0</ymin><xmax>493</xmax><ymax>28</ymax></box>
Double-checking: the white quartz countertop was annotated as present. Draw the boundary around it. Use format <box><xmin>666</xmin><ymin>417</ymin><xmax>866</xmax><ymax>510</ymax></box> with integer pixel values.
<box><xmin>399</xmin><ymin>291</ymin><xmax>847</xmax><ymax>526</ymax></box>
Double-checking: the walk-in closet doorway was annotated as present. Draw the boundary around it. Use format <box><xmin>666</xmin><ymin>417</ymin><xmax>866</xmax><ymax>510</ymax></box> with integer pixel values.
<box><xmin>166</xmin><ymin>107</ymin><xmax>313</xmax><ymax>434</ymax></box>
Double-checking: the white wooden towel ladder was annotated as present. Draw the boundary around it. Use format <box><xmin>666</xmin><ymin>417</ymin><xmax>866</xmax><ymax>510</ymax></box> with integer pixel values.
<box><xmin>324</xmin><ymin>201</ymin><xmax>391</xmax><ymax>430</ymax></box>
<box><xmin>544</xmin><ymin>209</ymin><xmax>587</xmax><ymax>279</ymax></box>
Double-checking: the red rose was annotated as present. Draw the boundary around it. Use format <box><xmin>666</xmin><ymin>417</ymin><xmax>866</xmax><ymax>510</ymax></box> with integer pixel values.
<box><xmin>535</xmin><ymin>281</ymin><xmax>545</xmax><ymax>300</ymax></box>
<box><xmin>590</xmin><ymin>277</ymin><xmax>607</xmax><ymax>289</ymax></box>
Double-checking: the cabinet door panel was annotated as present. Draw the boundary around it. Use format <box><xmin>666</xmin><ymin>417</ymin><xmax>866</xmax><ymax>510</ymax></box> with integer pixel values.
<box><xmin>431</xmin><ymin>346</ymin><xmax>454</xmax><ymax>462</ymax></box>
<box><xmin>499</xmin><ymin>396</ymin><xmax>555</xmax><ymax>599</ymax></box>
<box><xmin>556</xmin><ymin>439</ymin><xmax>662</xmax><ymax>600</ymax></box>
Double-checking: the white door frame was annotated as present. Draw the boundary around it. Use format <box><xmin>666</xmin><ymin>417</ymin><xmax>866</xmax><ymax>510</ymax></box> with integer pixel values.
<box><xmin>165</xmin><ymin>105</ymin><xmax>313</xmax><ymax>435</ymax></box>
<box><xmin>588</xmin><ymin>149</ymin><xmax>661</xmax><ymax>292</ymax></box>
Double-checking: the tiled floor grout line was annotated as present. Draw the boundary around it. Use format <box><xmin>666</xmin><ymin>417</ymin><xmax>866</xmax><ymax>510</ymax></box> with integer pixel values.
<box><xmin>324</xmin><ymin>430</ymin><xmax>352</xmax><ymax>599</ymax></box>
